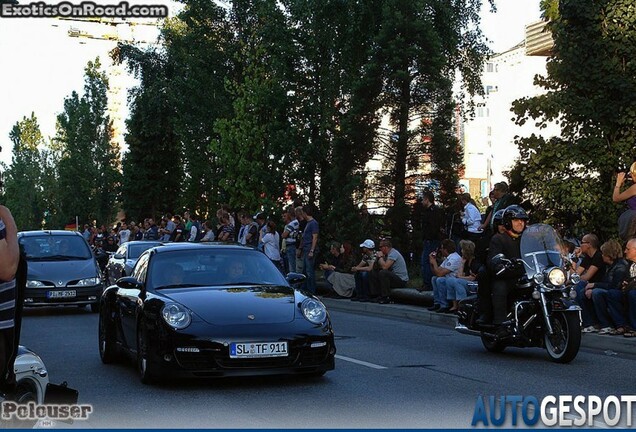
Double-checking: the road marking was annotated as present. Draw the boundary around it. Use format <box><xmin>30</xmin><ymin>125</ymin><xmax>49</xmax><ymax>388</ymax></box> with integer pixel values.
<box><xmin>335</xmin><ymin>354</ymin><xmax>387</xmax><ymax>369</ymax></box>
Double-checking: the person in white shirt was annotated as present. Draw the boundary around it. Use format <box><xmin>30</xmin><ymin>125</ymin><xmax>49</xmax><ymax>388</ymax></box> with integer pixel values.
<box><xmin>460</xmin><ymin>193</ymin><xmax>483</xmax><ymax>242</ymax></box>
<box><xmin>261</xmin><ymin>220</ymin><xmax>283</xmax><ymax>272</ymax></box>
<box><xmin>118</xmin><ymin>222</ymin><xmax>131</xmax><ymax>244</ymax></box>
<box><xmin>428</xmin><ymin>239</ymin><xmax>462</xmax><ymax>313</ymax></box>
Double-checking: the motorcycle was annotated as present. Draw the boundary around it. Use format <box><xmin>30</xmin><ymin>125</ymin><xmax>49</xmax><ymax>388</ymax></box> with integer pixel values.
<box><xmin>455</xmin><ymin>223</ymin><xmax>582</xmax><ymax>363</ymax></box>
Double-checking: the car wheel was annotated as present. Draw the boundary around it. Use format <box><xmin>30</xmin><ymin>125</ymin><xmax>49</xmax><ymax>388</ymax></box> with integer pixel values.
<box><xmin>98</xmin><ymin>307</ymin><xmax>119</xmax><ymax>364</ymax></box>
<box><xmin>137</xmin><ymin>329</ymin><xmax>159</xmax><ymax>385</ymax></box>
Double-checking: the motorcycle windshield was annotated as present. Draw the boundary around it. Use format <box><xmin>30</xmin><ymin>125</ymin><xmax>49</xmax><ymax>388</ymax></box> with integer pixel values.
<box><xmin>520</xmin><ymin>224</ymin><xmax>564</xmax><ymax>279</ymax></box>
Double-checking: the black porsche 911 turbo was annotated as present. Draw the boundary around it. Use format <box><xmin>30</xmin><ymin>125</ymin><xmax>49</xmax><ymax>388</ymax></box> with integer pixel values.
<box><xmin>98</xmin><ymin>243</ymin><xmax>336</xmax><ymax>384</ymax></box>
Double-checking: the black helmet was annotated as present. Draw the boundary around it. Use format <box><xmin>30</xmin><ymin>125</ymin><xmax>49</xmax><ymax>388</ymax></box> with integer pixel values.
<box><xmin>492</xmin><ymin>209</ymin><xmax>505</xmax><ymax>233</ymax></box>
<box><xmin>502</xmin><ymin>205</ymin><xmax>529</xmax><ymax>231</ymax></box>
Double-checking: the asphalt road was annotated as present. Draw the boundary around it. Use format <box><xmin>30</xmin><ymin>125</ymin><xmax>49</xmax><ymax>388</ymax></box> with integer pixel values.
<box><xmin>17</xmin><ymin>305</ymin><xmax>636</xmax><ymax>429</ymax></box>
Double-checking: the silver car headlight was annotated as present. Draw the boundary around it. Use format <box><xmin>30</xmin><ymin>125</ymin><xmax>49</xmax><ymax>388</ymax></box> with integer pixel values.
<box><xmin>161</xmin><ymin>303</ymin><xmax>192</xmax><ymax>330</ymax></box>
<box><xmin>301</xmin><ymin>298</ymin><xmax>327</xmax><ymax>324</ymax></box>
<box><xmin>76</xmin><ymin>277</ymin><xmax>100</xmax><ymax>286</ymax></box>
<box><xmin>547</xmin><ymin>268</ymin><xmax>566</xmax><ymax>286</ymax></box>
<box><xmin>26</xmin><ymin>280</ymin><xmax>45</xmax><ymax>288</ymax></box>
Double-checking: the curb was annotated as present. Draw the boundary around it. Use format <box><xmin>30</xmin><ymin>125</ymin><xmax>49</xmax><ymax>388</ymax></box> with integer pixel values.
<box><xmin>321</xmin><ymin>294</ymin><xmax>636</xmax><ymax>357</ymax></box>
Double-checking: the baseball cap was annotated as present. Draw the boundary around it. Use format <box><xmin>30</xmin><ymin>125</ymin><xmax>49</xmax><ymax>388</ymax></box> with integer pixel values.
<box><xmin>360</xmin><ymin>239</ymin><xmax>375</xmax><ymax>249</ymax></box>
<box><xmin>253</xmin><ymin>212</ymin><xmax>266</xmax><ymax>221</ymax></box>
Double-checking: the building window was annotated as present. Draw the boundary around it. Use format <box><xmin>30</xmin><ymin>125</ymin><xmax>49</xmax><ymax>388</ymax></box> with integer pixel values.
<box><xmin>486</xmin><ymin>62</ymin><xmax>494</xmax><ymax>73</ymax></box>
<box><xmin>487</xmin><ymin>126</ymin><xmax>492</xmax><ymax>136</ymax></box>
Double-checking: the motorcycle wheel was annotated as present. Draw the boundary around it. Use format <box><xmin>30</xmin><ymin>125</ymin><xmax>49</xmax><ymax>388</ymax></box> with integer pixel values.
<box><xmin>481</xmin><ymin>333</ymin><xmax>506</xmax><ymax>353</ymax></box>
<box><xmin>544</xmin><ymin>312</ymin><xmax>581</xmax><ymax>363</ymax></box>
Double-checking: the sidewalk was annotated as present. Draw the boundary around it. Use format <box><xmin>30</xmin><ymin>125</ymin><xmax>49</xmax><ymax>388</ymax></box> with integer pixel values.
<box><xmin>320</xmin><ymin>288</ymin><xmax>636</xmax><ymax>357</ymax></box>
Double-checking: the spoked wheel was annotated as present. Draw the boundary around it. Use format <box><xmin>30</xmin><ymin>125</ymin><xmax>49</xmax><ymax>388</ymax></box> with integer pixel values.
<box><xmin>481</xmin><ymin>333</ymin><xmax>506</xmax><ymax>353</ymax></box>
<box><xmin>137</xmin><ymin>329</ymin><xmax>159</xmax><ymax>385</ymax></box>
<box><xmin>98</xmin><ymin>308</ymin><xmax>119</xmax><ymax>364</ymax></box>
<box><xmin>544</xmin><ymin>312</ymin><xmax>581</xmax><ymax>363</ymax></box>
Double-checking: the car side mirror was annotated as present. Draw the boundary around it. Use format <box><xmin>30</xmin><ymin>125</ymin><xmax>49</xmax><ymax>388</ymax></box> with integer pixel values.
<box><xmin>116</xmin><ymin>276</ymin><xmax>142</xmax><ymax>290</ymax></box>
<box><xmin>286</xmin><ymin>272</ymin><xmax>306</xmax><ymax>286</ymax></box>
<box><xmin>113</xmin><ymin>253</ymin><xmax>125</xmax><ymax>260</ymax></box>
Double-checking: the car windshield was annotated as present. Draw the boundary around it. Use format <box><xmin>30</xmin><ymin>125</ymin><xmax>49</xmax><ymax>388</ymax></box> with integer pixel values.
<box><xmin>128</xmin><ymin>242</ymin><xmax>161</xmax><ymax>259</ymax></box>
<box><xmin>148</xmin><ymin>248</ymin><xmax>288</xmax><ymax>290</ymax></box>
<box><xmin>20</xmin><ymin>234</ymin><xmax>92</xmax><ymax>260</ymax></box>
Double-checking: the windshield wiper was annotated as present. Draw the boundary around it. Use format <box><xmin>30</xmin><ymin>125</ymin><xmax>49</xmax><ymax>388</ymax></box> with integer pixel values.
<box><xmin>28</xmin><ymin>255</ymin><xmax>72</xmax><ymax>261</ymax></box>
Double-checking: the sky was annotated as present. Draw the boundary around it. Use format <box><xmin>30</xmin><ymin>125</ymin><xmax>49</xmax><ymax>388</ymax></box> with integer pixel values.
<box><xmin>0</xmin><ymin>0</ymin><xmax>542</xmax><ymax>167</ymax></box>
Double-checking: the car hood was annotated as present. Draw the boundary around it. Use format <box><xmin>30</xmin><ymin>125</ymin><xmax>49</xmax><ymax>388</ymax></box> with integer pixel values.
<box><xmin>161</xmin><ymin>285</ymin><xmax>297</xmax><ymax>325</ymax></box>
<box><xmin>27</xmin><ymin>259</ymin><xmax>98</xmax><ymax>284</ymax></box>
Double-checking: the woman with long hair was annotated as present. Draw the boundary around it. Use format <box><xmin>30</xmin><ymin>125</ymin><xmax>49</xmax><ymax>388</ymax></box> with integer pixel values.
<box><xmin>613</xmin><ymin>161</ymin><xmax>636</xmax><ymax>241</ymax></box>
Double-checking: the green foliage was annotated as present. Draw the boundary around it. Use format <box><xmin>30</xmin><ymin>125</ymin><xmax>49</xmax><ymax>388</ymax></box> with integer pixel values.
<box><xmin>2</xmin><ymin>113</ymin><xmax>47</xmax><ymax>230</ymax></box>
<box><xmin>115</xmin><ymin>45</ymin><xmax>183</xmax><ymax>222</ymax></box>
<box><xmin>54</xmin><ymin>59</ymin><xmax>122</xmax><ymax>227</ymax></box>
<box><xmin>512</xmin><ymin>0</ymin><xmax>636</xmax><ymax>239</ymax></box>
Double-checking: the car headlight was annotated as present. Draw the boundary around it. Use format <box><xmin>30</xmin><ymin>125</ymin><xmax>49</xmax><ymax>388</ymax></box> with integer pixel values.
<box><xmin>161</xmin><ymin>303</ymin><xmax>192</xmax><ymax>330</ymax></box>
<box><xmin>547</xmin><ymin>268</ymin><xmax>566</xmax><ymax>286</ymax></box>
<box><xmin>26</xmin><ymin>280</ymin><xmax>45</xmax><ymax>288</ymax></box>
<box><xmin>76</xmin><ymin>277</ymin><xmax>101</xmax><ymax>286</ymax></box>
<box><xmin>301</xmin><ymin>298</ymin><xmax>327</xmax><ymax>324</ymax></box>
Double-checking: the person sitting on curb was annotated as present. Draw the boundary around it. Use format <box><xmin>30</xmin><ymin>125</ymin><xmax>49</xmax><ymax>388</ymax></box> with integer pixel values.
<box><xmin>584</xmin><ymin>239</ymin><xmax>629</xmax><ymax>335</ymax></box>
<box><xmin>320</xmin><ymin>241</ymin><xmax>356</xmax><ymax>298</ymax></box>
<box><xmin>445</xmin><ymin>240</ymin><xmax>482</xmax><ymax>313</ymax></box>
<box><xmin>369</xmin><ymin>239</ymin><xmax>409</xmax><ymax>304</ymax></box>
<box><xmin>574</xmin><ymin>234</ymin><xmax>607</xmax><ymax>333</ymax></box>
<box><xmin>427</xmin><ymin>239</ymin><xmax>462</xmax><ymax>313</ymax></box>
<box><xmin>351</xmin><ymin>239</ymin><xmax>376</xmax><ymax>302</ymax></box>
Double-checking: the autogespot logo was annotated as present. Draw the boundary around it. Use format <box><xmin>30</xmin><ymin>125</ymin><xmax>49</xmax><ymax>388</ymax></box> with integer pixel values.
<box><xmin>472</xmin><ymin>395</ymin><xmax>636</xmax><ymax>427</ymax></box>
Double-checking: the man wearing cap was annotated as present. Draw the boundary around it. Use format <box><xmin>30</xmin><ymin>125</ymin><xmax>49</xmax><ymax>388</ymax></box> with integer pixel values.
<box><xmin>281</xmin><ymin>207</ymin><xmax>300</xmax><ymax>273</ymax></box>
<box><xmin>351</xmin><ymin>239</ymin><xmax>376</xmax><ymax>301</ymax></box>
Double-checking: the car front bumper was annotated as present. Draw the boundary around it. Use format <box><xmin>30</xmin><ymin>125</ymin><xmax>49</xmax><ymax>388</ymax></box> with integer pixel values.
<box><xmin>145</xmin><ymin>323</ymin><xmax>336</xmax><ymax>378</ymax></box>
<box><xmin>24</xmin><ymin>285</ymin><xmax>103</xmax><ymax>307</ymax></box>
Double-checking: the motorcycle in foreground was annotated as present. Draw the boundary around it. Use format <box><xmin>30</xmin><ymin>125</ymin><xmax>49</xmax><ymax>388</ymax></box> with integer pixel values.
<box><xmin>455</xmin><ymin>224</ymin><xmax>582</xmax><ymax>363</ymax></box>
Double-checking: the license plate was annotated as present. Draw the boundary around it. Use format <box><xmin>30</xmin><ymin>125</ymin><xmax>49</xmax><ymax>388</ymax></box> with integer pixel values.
<box><xmin>47</xmin><ymin>290</ymin><xmax>77</xmax><ymax>299</ymax></box>
<box><xmin>229</xmin><ymin>341</ymin><xmax>288</xmax><ymax>358</ymax></box>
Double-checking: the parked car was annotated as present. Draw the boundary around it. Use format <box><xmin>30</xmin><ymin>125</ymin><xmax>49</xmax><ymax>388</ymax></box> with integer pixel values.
<box><xmin>8</xmin><ymin>346</ymin><xmax>49</xmax><ymax>404</ymax></box>
<box><xmin>18</xmin><ymin>230</ymin><xmax>103</xmax><ymax>312</ymax></box>
<box><xmin>98</xmin><ymin>243</ymin><xmax>336</xmax><ymax>384</ymax></box>
<box><xmin>105</xmin><ymin>240</ymin><xmax>162</xmax><ymax>285</ymax></box>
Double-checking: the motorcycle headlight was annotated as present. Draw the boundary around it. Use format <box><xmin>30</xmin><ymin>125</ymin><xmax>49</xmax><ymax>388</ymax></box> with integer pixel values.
<box><xmin>26</xmin><ymin>280</ymin><xmax>45</xmax><ymax>288</ymax></box>
<box><xmin>547</xmin><ymin>268</ymin><xmax>566</xmax><ymax>286</ymax></box>
<box><xmin>161</xmin><ymin>303</ymin><xmax>192</xmax><ymax>330</ymax></box>
<box><xmin>76</xmin><ymin>277</ymin><xmax>101</xmax><ymax>286</ymax></box>
<box><xmin>301</xmin><ymin>298</ymin><xmax>327</xmax><ymax>324</ymax></box>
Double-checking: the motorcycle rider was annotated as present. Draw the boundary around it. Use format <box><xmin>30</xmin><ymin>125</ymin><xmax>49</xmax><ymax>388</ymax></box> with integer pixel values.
<box><xmin>476</xmin><ymin>209</ymin><xmax>505</xmax><ymax>324</ymax></box>
<box><xmin>482</xmin><ymin>205</ymin><xmax>528</xmax><ymax>327</ymax></box>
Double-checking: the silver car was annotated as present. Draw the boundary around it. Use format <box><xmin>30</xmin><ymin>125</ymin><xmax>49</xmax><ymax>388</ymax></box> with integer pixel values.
<box><xmin>104</xmin><ymin>240</ymin><xmax>162</xmax><ymax>285</ymax></box>
<box><xmin>18</xmin><ymin>230</ymin><xmax>103</xmax><ymax>312</ymax></box>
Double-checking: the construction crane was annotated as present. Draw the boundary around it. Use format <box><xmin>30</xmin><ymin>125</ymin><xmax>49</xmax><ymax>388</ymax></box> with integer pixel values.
<box><xmin>54</xmin><ymin>16</ymin><xmax>161</xmax><ymax>150</ymax></box>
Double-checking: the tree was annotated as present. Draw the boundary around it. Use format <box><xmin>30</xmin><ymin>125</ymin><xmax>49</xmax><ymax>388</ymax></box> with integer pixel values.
<box><xmin>162</xmin><ymin>0</ymin><xmax>234</xmax><ymax>218</ymax></box>
<box><xmin>511</xmin><ymin>0</ymin><xmax>636</xmax><ymax>239</ymax></box>
<box><xmin>2</xmin><ymin>113</ymin><xmax>47</xmax><ymax>230</ymax></box>
<box><xmin>368</xmin><ymin>0</ymin><xmax>490</xmax><ymax>245</ymax></box>
<box><xmin>115</xmin><ymin>45</ymin><xmax>183</xmax><ymax>222</ymax></box>
<box><xmin>215</xmin><ymin>0</ymin><xmax>298</xmax><ymax>215</ymax></box>
<box><xmin>55</xmin><ymin>58</ymin><xmax>121</xmax><ymax>227</ymax></box>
